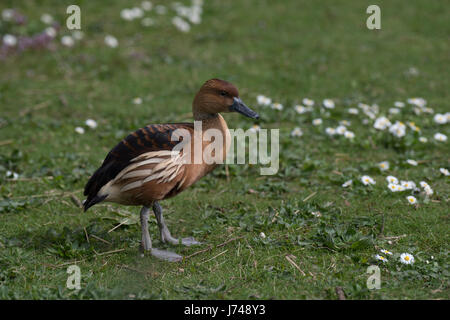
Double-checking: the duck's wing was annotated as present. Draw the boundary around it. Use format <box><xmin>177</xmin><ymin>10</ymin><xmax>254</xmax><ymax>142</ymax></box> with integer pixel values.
<box><xmin>83</xmin><ymin>123</ymin><xmax>193</xmax><ymax>211</ymax></box>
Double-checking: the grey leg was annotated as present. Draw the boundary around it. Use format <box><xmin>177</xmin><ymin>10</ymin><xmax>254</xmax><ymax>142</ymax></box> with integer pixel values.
<box><xmin>139</xmin><ymin>205</ymin><xmax>182</xmax><ymax>262</ymax></box>
<box><xmin>152</xmin><ymin>201</ymin><xmax>201</xmax><ymax>246</ymax></box>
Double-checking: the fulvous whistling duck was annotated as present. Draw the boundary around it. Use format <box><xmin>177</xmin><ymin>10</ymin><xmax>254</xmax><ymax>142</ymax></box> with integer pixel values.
<box><xmin>83</xmin><ymin>79</ymin><xmax>259</xmax><ymax>261</ymax></box>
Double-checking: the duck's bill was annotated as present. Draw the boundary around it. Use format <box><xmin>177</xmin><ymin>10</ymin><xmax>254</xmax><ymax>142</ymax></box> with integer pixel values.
<box><xmin>230</xmin><ymin>97</ymin><xmax>259</xmax><ymax>119</ymax></box>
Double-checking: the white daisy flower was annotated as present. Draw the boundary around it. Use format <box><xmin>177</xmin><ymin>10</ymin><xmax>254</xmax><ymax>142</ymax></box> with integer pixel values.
<box><xmin>133</xmin><ymin>97</ymin><xmax>142</xmax><ymax>105</ymax></box>
<box><xmin>406</xmin><ymin>159</ymin><xmax>418</xmax><ymax>166</ymax></box>
<box><xmin>400</xmin><ymin>181</ymin><xmax>416</xmax><ymax>190</ymax></box>
<box><xmin>335</xmin><ymin>125</ymin><xmax>347</xmax><ymax>135</ymax></box>
<box><xmin>373</xmin><ymin>116</ymin><xmax>391</xmax><ymax>130</ymax></box>
<box><xmin>104</xmin><ymin>35</ymin><xmax>118</xmax><ymax>48</ymax></box>
<box><xmin>312</xmin><ymin>118</ymin><xmax>322</xmax><ymax>126</ymax></box>
<box><xmin>434</xmin><ymin>133</ymin><xmax>447</xmax><ymax>142</ymax></box>
<box><xmin>256</xmin><ymin>95</ymin><xmax>272</xmax><ymax>106</ymax></box>
<box><xmin>294</xmin><ymin>105</ymin><xmax>310</xmax><ymax>114</ymax></box>
<box><xmin>434</xmin><ymin>113</ymin><xmax>447</xmax><ymax>124</ymax></box>
<box><xmin>423</xmin><ymin>185</ymin><xmax>433</xmax><ymax>196</ymax></box>
<box><xmin>400</xmin><ymin>253</ymin><xmax>414</xmax><ymax>264</ymax></box>
<box><xmin>45</xmin><ymin>27</ymin><xmax>57</xmax><ymax>38</ymax></box>
<box><xmin>342</xmin><ymin>180</ymin><xmax>352</xmax><ymax>188</ymax></box>
<box><xmin>40</xmin><ymin>13</ymin><xmax>54</xmax><ymax>24</ymax></box>
<box><xmin>141</xmin><ymin>1</ymin><xmax>153</xmax><ymax>11</ymax></box>
<box><xmin>344</xmin><ymin>131</ymin><xmax>355</xmax><ymax>139</ymax></box>
<box><xmin>325</xmin><ymin>127</ymin><xmax>336</xmax><ymax>136</ymax></box>
<box><xmin>155</xmin><ymin>5</ymin><xmax>167</xmax><ymax>14</ymax></box>
<box><xmin>141</xmin><ymin>17</ymin><xmax>155</xmax><ymax>27</ymax></box>
<box><xmin>378</xmin><ymin>161</ymin><xmax>389</xmax><ymax>171</ymax></box>
<box><xmin>85</xmin><ymin>119</ymin><xmax>97</xmax><ymax>129</ymax></box>
<box><xmin>380</xmin><ymin>249</ymin><xmax>393</xmax><ymax>255</ymax></box>
<box><xmin>361</xmin><ymin>175</ymin><xmax>376</xmax><ymax>185</ymax></box>
<box><xmin>323</xmin><ymin>99</ymin><xmax>335</xmax><ymax>109</ymax></box>
<box><xmin>302</xmin><ymin>98</ymin><xmax>314</xmax><ymax>107</ymax></box>
<box><xmin>419</xmin><ymin>181</ymin><xmax>429</xmax><ymax>188</ymax></box>
<box><xmin>396</xmin><ymin>185</ymin><xmax>406</xmax><ymax>192</ymax></box>
<box><xmin>271</xmin><ymin>102</ymin><xmax>283</xmax><ymax>111</ymax></box>
<box><xmin>75</xmin><ymin>127</ymin><xmax>85</xmax><ymax>134</ymax></box>
<box><xmin>389</xmin><ymin>121</ymin><xmax>406</xmax><ymax>138</ymax></box>
<box><xmin>290</xmin><ymin>127</ymin><xmax>303</xmax><ymax>137</ymax></box>
<box><xmin>120</xmin><ymin>9</ymin><xmax>134</xmax><ymax>21</ymax></box>
<box><xmin>406</xmin><ymin>196</ymin><xmax>417</xmax><ymax>205</ymax></box>
<box><xmin>72</xmin><ymin>31</ymin><xmax>84</xmax><ymax>40</ymax></box>
<box><xmin>348</xmin><ymin>108</ymin><xmax>359</xmax><ymax>115</ymax></box>
<box><xmin>2</xmin><ymin>9</ymin><xmax>14</xmax><ymax>21</ymax></box>
<box><xmin>375</xmin><ymin>254</ymin><xmax>388</xmax><ymax>262</ymax></box>
<box><xmin>388</xmin><ymin>183</ymin><xmax>399</xmax><ymax>192</ymax></box>
<box><xmin>3</xmin><ymin>34</ymin><xmax>17</xmax><ymax>46</ymax></box>
<box><xmin>259</xmin><ymin>232</ymin><xmax>266</xmax><ymax>239</ymax></box>
<box><xmin>394</xmin><ymin>101</ymin><xmax>405</xmax><ymax>108</ymax></box>
<box><xmin>131</xmin><ymin>7</ymin><xmax>144</xmax><ymax>18</ymax></box>
<box><xmin>61</xmin><ymin>35</ymin><xmax>75</xmax><ymax>47</ymax></box>
<box><xmin>389</xmin><ymin>108</ymin><xmax>400</xmax><ymax>115</ymax></box>
<box><xmin>407</xmin><ymin>97</ymin><xmax>426</xmax><ymax>108</ymax></box>
<box><xmin>440</xmin><ymin>168</ymin><xmax>449</xmax><ymax>176</ymax></box>
<box><xmin>419</xmin><ymin>137</ymin><xmax>428</xmax><ymax>143</ymax></box>
<box><xmin>386</xmin><ymin>176</ymin><xmax>399</xmax><ymax>184</ymax></box>
<box><xmin>408</xmin><ymin>122</ymin><xmax>420</xmax><ymax>132</ymax></box>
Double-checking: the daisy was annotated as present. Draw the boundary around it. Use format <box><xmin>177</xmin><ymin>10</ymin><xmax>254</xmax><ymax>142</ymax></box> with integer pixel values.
<box><xmin>85</xmin><ymin>119</ymin><xmax>97</xmax><ymax>129</ymax></box>
<box><xmin>419</xmin><ymin>137</ymin><xmax>428</xmax><ymax>143</ymax></box>
<box><xmin>380</xmin><ymin>249</ymin><xmax>393</xmax><ymax>255</ymax></box>
<box><xmin>61</xmin><ymin>35</ymin><xmax>74</xmax><ymax>47</ymax></box>
<box><xmin>408</xmin><ymin>122</ymin><xmax>420</xmax><ymax>132</ymax></box>
<box><xmin>75</xmin><ymin>127</ymin><xmax>85</xmax><ymax>134</ymax></box>
<box><xmin>141</xmin><ymin>1</ymin><xmax>153</xmax><ymax>11</ymax></box>
<box><xmin>401</xmin><ymin>181</ymin><xmax>416</xmax><ymax>190</ymax></box>
<box><xmin>434</xmin><ymin>133</ymin><xmax>447</xmax><ymax>142</ymax></box>
<box><xmin>389</xmin><ymin>121</ymin><xmax>406</xmax><ymax>138</ymax></box>
<box><xmin>257</xmin><ymin>95</ymin><xmax>272</xmax><ymax>106</ymax></box>
<box><xmin>40</xmin><ymin>13</ymin><xmax>54</xmax><ymax>24</ymax></box>
<box><xmin>249</xmin><ymin>124</ymin><xmax>261</xmax><ymax>133</ymax></box>
<box><xmin>406</xmin><ymin>196</ymin><xmax>417</xmax><ymax>205</ymax></box>
<box><xmin>155</xmin><ymin>5</ymin><xmax>167</xmax><ymax>14</ymax></box>
<box><xmin>434</xmin><ymin>113</ymin><xmax>447</xmax><ymax>124</ymax></box>
<box><xmin>407</xmin><ymin>97</ymin><xmax>426</xmax><ymax>108</ymax></box>
<box><xmin>375</xmin><ymin>254</ymin><xmax>388</xmax><ymax>262</ymax></box>
<box><xmin>335</xmin><ymin>125</ymin><xmax>347</xmax><ymax>135</ymax></box>
<box><xmin>290</xmin><ymin>127</ymin><xmax>303</xmax><ymax>137</ymax></box>
<box><xmin>361</xmin><ymin>175</ymin><xmax>376</xmax><ymax>185</ymax></box>
<box><xmin>45</xmin><ymin>27</ymin><xmax>57</xmax><ymax>38</ymax></box>
<box><xmin>325</xmin><ymin>127</ymin><xmax>336</xmax><ymax>136</ymax></box>
<box><xmin>3</xmin><ymin>34</ymin><xmax>17</xmax><ymax>46</ymax></box>
<box><xmin>344</xmin><ymin>131</ymin><xmax>355</xmax><ymax>139</ymax></box>
<box><xmin>389</xmin><ymin>108</ymin><xmax>400</xmax><ymax>115</ymax></box>
<box><xmin>419</xmin><ymin>181</ymin><xmax>429</xmax><ymax>188</ymax></box>
<box><xmin>394</xmin><ymin>101</ymin><xmax>405</xmax><ymax>108</ymax></box>
<box><xmin>2</xmin><ymin>9</ymin><xmax>14</xmax><ymax>21</ymax></box>
<box><xmin>406</xmin><ymin>159</ymin><xmax>418</xmax><ymax>166</ymax></box>
<box><xmin>323</xmin><ymin>99</ymin><xmax>335</xmax><ymax>109</ymax></box>
<box><xmin>388</xmin><ymin>183</ymin><xmax>399</xmax><ymax>192</ymax></box>
<box><xmin>259</xmin><ymin>232</ymin><xmax>266</xmax><ymax>239</ymax></box>
<box><xmin>378</xmin><ymin>161</ymin><xmax>389</xmax><ymax>171</ymax></box>
<box><xmin>142</xmin><ymin>18</ymin><xmax>155</xmax><ymax>27</ymax></box>
<box><xmin>423</xmin><ymin>185</ymin><xmax>433</xmax><ymax>196</ymax></box>
<box><xmin>348</xmin><ymin>108</ymin><xmax>359</xmax><ymax>115</ymax></box>
<box><xmin>6</xmin><ymin>171</ymin><xmax>19</xmax><ymax>180</ymax></box>
<box><xmin>72</xmin><ymin>31</ymin><xmax>84</xmax><ymax>40</ymax></box>
<box><xmin>271</xmin><ymin>102</ymin><xmax>283</xmax><ymax>111</ymax></box>
<box><xmin>400</xmin><ymin>253</ymin><xmax>414</xmax><ymax>264</ymax></box>
<box><xmin>312</xmin><ymin>118</ymin><xmax>322</xmax><ymax>126</ymax></box>
<box><xmin>342</xmin><ymin>180</ymin><xmax>352</xmax><ymax>188</ymax></box>
<box><xmin>386</xmin><ymin>176</ymin><xmax>399</xmax><ymax>184</ymax></box>
<box><xmin>294</xmin><ymin>105</ymin><xmax>310</xmax><ymax>114</ymax></box>
<box><xmin>302</xmin><ymin>98</ymin><xmax>314</xmax><ymax>107</ymax></box>
<box><xmin>104</xmin><ymin>35</ymin><xmax>118</xmax><ymax>48</ymax></box>
<box><xmin>373</xmin><ymin>116</ymin><xmax>391</xmax><ymax>130</ymax></box>
<box><xmin>440</xmin><ymin>168</ymin><xmax>449</xmax><ymax>176</ymax></box>
<box><xmin>133</xmin><ymin>97</ymin><xmax>142</xmax><ymax>105</ymax></box>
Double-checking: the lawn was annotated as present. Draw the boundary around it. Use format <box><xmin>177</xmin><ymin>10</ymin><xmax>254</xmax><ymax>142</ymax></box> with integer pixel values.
<box><xmin>0</xmin><ymin>0</ymin><xmax>449</xmax><ymax>299</ymax></box>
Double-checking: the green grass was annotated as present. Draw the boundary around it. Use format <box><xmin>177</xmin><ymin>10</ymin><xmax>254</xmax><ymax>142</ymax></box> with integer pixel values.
<box><xmin>0</xmin><ymin>0</ymin><xmax>449</xmax><ymax>299</ymax></box>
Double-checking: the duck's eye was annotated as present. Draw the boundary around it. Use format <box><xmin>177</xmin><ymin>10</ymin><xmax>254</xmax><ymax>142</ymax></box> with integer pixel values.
<box><xmin>220</xmin><ymin>91</ymin><xmax>227</xmax><ymax>97</ymax></box>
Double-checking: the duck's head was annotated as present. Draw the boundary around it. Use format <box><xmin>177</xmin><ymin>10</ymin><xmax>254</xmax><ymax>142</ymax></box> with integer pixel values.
<box><xmin>193</xmin><ymin>78</ymin><xmax>259</xmax><ymax>120</ymax></box>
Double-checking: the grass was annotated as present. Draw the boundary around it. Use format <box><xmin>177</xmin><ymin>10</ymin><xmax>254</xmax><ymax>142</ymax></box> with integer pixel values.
<box><xmin>0</xmin><ymin>0</ymin><xmax>449</xmax><ymax>299</ymax></box>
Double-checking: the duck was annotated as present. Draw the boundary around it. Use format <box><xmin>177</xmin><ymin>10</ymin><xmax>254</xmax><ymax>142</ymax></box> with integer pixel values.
<box><xmin>83</xmin><ymin>78</ymin><xmax>259</xmax><ymax>261</ymax></box>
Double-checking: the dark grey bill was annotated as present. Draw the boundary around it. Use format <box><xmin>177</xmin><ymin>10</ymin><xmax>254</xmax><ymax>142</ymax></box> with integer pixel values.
<box><xmin>230</xmin><ymin>97</ymin><xmax>259</xmax><ymax>119</ymax></box>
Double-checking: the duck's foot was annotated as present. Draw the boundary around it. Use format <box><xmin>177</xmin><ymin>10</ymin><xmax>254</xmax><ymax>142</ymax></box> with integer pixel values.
<box><xmin>151</xmin><ymin>248</ymin><xmax>182</xmax><ymax>262</ymax></box>
<box><xmin>153</xmin><ymin>201</ymin><xmax>202</xmax><ymax>247</ymax></box>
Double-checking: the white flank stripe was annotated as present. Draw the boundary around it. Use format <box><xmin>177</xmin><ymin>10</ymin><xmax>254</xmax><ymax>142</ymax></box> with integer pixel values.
<box><xmin>120</xmin><ymin>180</ymin><xmax>143</xmax><ymax>192</ymax></box>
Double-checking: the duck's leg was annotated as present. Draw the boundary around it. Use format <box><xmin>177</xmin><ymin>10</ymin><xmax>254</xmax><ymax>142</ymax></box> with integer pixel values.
<box><xmin>152</xmin><ymin>201</ymin><xmax>201</xmax><ymax>246</ymax></box>
<box><xmin>139</xmin><ymin>206</ymin><xmax>182</xmax><ymax>262</ymax></box>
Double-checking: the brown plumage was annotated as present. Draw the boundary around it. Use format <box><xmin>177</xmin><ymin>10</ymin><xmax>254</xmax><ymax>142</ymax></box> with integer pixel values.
<box><xmin>83</xmin><ymin>78</ymin><xmax>258</xmax><ymax>261</ymax></box>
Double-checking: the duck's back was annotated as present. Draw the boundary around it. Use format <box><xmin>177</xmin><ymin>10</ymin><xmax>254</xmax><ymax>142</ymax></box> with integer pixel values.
<box><xmin>83</xmin><ymin>123</ymin><xmax>194</xmax><ymax>210</ymax></box>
